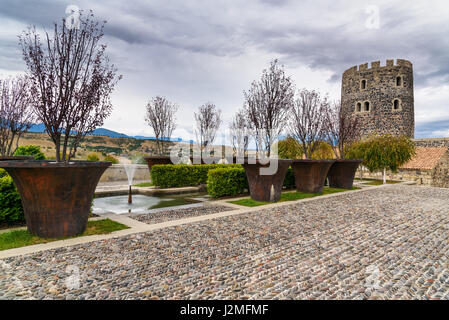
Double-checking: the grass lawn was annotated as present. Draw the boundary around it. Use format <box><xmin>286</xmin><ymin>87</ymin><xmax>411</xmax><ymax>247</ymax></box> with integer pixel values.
<box><xmin>229</xmin><ymin>187</ymin><xmax>357</xmax><ymax>207</ymax></box>
<box><xmin>0</xmin><ymin>219</ymin><xmax>129</xmax><ymax>251</ymax></box>
<box><xmin>134</xmin><ymin>181</ymin><xmax>153</xmax><ymax>187</ymax></box>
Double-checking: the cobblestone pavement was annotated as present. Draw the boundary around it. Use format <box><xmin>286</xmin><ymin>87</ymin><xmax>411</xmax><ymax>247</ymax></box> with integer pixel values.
<box><xmin>131</xmin><ymin>205</ymin><xmax>234</xmax><ymax>225</ymax></box>
<box><xmin>0</xmin><ymin>185</ymin><xmax>448</xmax><ymax>300</ymax></box>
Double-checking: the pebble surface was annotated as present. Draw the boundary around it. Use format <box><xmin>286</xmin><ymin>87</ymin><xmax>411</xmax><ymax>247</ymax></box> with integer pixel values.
<box><xmin>132</xmin><ymin>205</ymin><xmax>234</xmax><ymax>225</ymax></box>
<box><xmin>0</xmin><ymin>185</ymin><xmax>448</xmax><ymax>300</ymax></box>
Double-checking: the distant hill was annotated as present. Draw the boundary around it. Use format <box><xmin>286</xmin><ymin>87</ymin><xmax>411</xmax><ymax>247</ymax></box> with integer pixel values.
<box><xmin>28</xmin><ymin>123</ymin><xmax>186</xmax><ymax>142</ymax></box>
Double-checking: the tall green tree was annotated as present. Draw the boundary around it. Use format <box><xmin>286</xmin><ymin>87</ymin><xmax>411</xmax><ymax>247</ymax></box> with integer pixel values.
<box><xmin>347</xmin><ymin>134</ymin><xmax>415</xmax><ymax>184</ymax></box>
<box><xmin>276</xmin><ymin>136</ymin><xmax>303</xmax><ymax>159</ymax></box>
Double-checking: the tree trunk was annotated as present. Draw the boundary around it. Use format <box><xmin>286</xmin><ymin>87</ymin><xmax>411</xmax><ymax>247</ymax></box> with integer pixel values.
<box><xmin>383</xmin><ymin>168</ymin><xmax>386</xmax><ymax>184</ymax></box>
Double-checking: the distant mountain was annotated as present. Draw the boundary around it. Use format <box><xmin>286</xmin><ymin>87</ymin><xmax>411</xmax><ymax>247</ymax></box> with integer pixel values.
<box><xmin>28</xmin><ymin>123</ymin><xmax>186</xmax><ymax>142</ymax></box>
<box><xmin>89</xmin><ymin>128</ymin><xmax>129</xmax><ymax>138</ymax></box>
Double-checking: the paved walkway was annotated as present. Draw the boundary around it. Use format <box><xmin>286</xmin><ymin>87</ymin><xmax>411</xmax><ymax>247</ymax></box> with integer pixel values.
<box><xmin>0</xmin><ymin>184</ymin><xmax>448</xmax><ymax>299</ymax></box>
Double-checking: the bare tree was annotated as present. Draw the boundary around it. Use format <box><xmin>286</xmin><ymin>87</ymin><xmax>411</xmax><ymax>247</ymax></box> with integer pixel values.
<box><xmin>324</xmin><ymin>101</ymin><xmax>360</xmax><ymax>159</ymax></box>
<box><xmin>289</xmin><ymin>89</ymin><xmax>328</xmax><ymax>159</ymax></box>
<box><xmin>244</xmin><ymin>59</ymin><xmax>294</xmax><ymax>157</ymax></box>
<box><xmin>145</xmin><ymin>96</ymin><xmax>178</xmax><ymax>155</ymax></box>
<box><xmin>194</xmin><ymin>102</ymin><xmax>222</xmax><ymax>152</ymax></box>
<box><xmin>19</xmin><ymin>12</ymin><xmax>121</xmax><ymax>162</ymax></box>
<box><xmin>229</xmin><ymin>108</ymin><xmax>249</xmax><ymax>157</ymax></box>
<box><xmin>0</xmin><ymin>75</ymin><xmax>35</xmax><ymax>156</ymax></box>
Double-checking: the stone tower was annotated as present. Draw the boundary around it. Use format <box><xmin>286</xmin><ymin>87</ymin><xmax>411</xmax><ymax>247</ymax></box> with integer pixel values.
<box><xmin>341</xmin><ymin>59</ymin><xmax>414</xmax><ymax>138</ymax></box>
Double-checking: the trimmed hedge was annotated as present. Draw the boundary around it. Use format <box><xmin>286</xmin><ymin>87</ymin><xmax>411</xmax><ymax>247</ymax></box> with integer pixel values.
<box><xmin>0</xmin><ymin>174</ymin><xmax>24</xmax><ymax>224</ymax></box>
<box><xmin>207</xmin><ymin>167</ymin><xmax>248</xmax><ymax>198</ymax></box>
<box><xmin>151</xmin><ymin>164</ymin><xmax>242</xmax><ymax>188</ymax></box>
<box><xmin>207</xmin><ymin>166</ymin><xmax>296</xmax><ymax>198</ymax></box>
<box><xmin>283</xmin><ymin>167</ymin><xmax>295</xmax><ymax>189</ymax></box>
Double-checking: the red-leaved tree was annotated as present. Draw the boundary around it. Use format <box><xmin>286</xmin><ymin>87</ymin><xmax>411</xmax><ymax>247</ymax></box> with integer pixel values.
<box><xmin>19</xmin><ymin>11</ymin><xmax>121</xmax><ymax>162</ymax></box>
<box><xmin>0</xmin><ymin>75</ymin><xmax>35</xmax><ymax>156</ymax></box>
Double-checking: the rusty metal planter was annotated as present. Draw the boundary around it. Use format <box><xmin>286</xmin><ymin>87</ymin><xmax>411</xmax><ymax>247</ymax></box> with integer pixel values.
<box><xmin>0</xmin><ymin>160</ymin><xmax>111</xmax><ymax>238</ymax></box>
<box><xmin>327</xmin><ymin>159</ymin><xmax>362</xmax><ymax>189</ymax></box>
<box><xmin>144</xmin><ymin>156</ymin><xmax>172</xmax><ymax>171</ymax></box>
<box><xmin>242</xmin><ymin>159</ymin><xmax>293</xmax><ymax>202</ymax></box>
<box><xmin>291</xmin><ymin>159</ymin><xmax>335</xmax><ymax>193</ymax></box>
<box><xmin>0</xmin><ymin>156</ymin><xmax>33</xmax><ymax>161</ymax></box>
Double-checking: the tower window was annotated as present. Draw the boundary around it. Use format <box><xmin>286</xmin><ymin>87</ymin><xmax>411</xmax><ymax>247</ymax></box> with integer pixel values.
<box><xmin>361</xmin><ymin>79</ymin><xmax>367</xmax><ymax>90</ymax></box>
<box><xmin>364</xmin><ymin>101</ymin><xmax>370</xmax><ymax>112</ymax></box>
<box><xmin>396</xmin><ymin>76</ymin><xmax>402</xmax><ymax>86</ymax></box>
<box><xmin>393</xmin><ymin>99</ymin><xmax>401</xmax><ymax>110</ymax></box>
<box><xmin>355</xmin><ymin>102</ymin><xmax>362</xmax><ymax>112</ymax></box>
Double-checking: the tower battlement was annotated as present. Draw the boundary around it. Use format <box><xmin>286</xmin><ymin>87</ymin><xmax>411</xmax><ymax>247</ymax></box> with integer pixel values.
<box><xmin>343</xmin><ymin>59</ymin><xmax>413</xmax><ymax>76</ymax></box>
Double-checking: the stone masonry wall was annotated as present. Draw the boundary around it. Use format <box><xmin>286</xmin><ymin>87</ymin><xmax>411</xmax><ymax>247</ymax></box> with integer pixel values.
<box><xmin>356</xmin><ymin>167</ymin><xmax>433</xmax><ymax>185</ymax></box>
<box><xmin>342</xmin><ymin>59</ymin><xmax>414</xmax><ymax>138</ymax></box>
<box><xmin>99</xmin><ymin>164</ymin><xmax>150</xmax><ymax>183</ymax></box>
<box><xmin>431</xmin><ymin>150</ymin><xmax>449</xmax><ymax>187</ymax></box>
<box><xmin>414</xmin><ymin>138</ymin><xmax>449</xmax><ymax>148</ymax></box>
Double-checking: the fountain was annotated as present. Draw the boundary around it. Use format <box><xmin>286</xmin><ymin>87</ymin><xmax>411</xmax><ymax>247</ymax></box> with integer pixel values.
<box><xmin>122</xmin><ymin>158</ymin><xmax>138</xmax><ymax>204</ymax></box>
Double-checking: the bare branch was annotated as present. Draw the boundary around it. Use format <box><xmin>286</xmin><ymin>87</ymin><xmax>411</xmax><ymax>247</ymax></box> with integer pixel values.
<box><xmin>289</xmin><ymin>88</ymin><xmax>328</xmax><ymax>159</ymax></box>
<box><xmin>19</xmin><ymin>11</ymin><xmax>121</xmax><ymax>162</ymax></box>
<box><xmin>0</xmin><ymin>75</ymin><xmax>35</xmax><ymax>156</ymax></box>
<box><xmin>324</xmin><ymin>101</ymin><xmax>360</xmax><ymax>159</ymax></box>
<box><xmin>194</xmin><ymin>102</ymin><xmax>222</xmax><ymax>153</ymax></box>
<box><xmin>145</xmin><ymin>96</ymin><xmax>178</xmax><ymax>155</ymax></box>
<box><xmin>243</xmin><ymin>59</ymin><xmax>294</xmax><ymax>157</ymax></box>
<box><xmin>229</xmin><ymin>108</ymin><xmax>250</xmax><ymax>157</ymax></box>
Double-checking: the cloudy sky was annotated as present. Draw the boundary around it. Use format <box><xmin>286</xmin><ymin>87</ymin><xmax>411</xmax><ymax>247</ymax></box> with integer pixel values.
<box><xmin>0</xmin><ymin>0</ymin><xmax>448</xmax><ymax>140</ymax></box>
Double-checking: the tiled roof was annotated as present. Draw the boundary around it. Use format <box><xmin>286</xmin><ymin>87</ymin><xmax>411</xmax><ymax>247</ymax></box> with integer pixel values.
<box><xmin>400</xmin><ymin>147</ymin><xmax>448</xmax><ymax>170</ymax></box>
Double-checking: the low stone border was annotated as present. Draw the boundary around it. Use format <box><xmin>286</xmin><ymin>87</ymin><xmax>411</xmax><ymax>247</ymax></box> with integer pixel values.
<box><xmin>95</xmin><ymin>184</ymin><xmax>207</xmax><ymax>198</ymax></box>
<box><xmin>0</xmin><ymin>181</ymin><xmax>416</xmax><ymax>260</ymax></box>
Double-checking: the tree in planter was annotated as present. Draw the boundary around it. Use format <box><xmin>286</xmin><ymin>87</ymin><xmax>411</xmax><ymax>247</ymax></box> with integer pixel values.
<box><xmin>145</xmin><ymin>96</ymin><xmax>178</xmax><ymax>155</ymax></box>
<box><xmin>289</xmin><ymin>89</ymin><xmax>328</xmax><ymax>159</ymax></box>
<box><xmin>19</xmin><ymin>12</ymin><xmax>121</xmax><ymax>162</ymax></box>
<box><xmin>1</xmin><ymin>12</ymin><xmax>122</xmax><ymax>238</ymax></box>
<box><xmin>229</xmin><ymin>108</ymin><xmax>250</xmax><ymax>157</ymax></box>
<box><xmin>346</xmin><ymin>134</ymin><xmax>415</xmax><ymax>184</ymax></box>
<box><xmin>244</xmin><ymin>59</ymin><xmax>294</xmax><ymax>157</ymax></box>
<box><xmin>0</xmin><ymin>75</ymin><xmax>35</xmax><ymax>156</ymax></box>
<box><xmin>194</xmin><ymin>102</ymin><xmax>222</xmax><ymax>156</ymax></box>
<box><xmin>324</xmin><ymin>101</ymin><xmax>360</xmax><ymax>159</ymax></box>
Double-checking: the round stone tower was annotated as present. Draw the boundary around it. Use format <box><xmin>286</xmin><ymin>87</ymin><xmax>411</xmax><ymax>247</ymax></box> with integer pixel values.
<box><xmin>341</xmin><ymin>59</ymin><xmax>414</xmax><ymax>138</ymax></box>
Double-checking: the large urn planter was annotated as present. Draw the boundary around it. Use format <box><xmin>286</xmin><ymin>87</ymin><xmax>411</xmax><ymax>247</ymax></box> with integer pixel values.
<box><xmin>0</xmin><ymin>160</ymin><xmax>111</xmax><ymax>238</ymax></box>
<box><xmin>144</xmin><ymin>156</ymin><xmax>173</xmax><ymax>171</ymax></box>
<box><xmin>327</xmin><ymin>159</ymin><xmax>362</xmax><ymax>189</ymax></box>
<box><xmin>242</xmin><ymin>159</ymin><xmax>293</xmax><ymax>202</ymax></box>
<box><xmin>291</xmin><ymin>159</ymin><xmax>335</xmax><ymax>193</ymax></box>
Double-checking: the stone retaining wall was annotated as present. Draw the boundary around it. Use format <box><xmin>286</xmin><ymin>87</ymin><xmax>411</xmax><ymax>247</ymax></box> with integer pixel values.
<box><xmin>99</xmin><ymin>164</ymin><xmax>150</xmax><ymax>182</ymax></box>
<box><xmin>356</xmin><ymin>167</ymin><xmax>433</xmax><ymax>185</ymax></box>
<box><xmin>413</xmin><ymin>138</ymin><xmax>449</xmax><ymax>148</ymax></box>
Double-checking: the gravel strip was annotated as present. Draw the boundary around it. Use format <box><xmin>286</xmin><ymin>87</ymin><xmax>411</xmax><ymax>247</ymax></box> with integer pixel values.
<box><xmin>131</xmin><ymin>204</ymin><xmax>234</xmax><ymax>225</ymax></box>
<box><xmin>0</xmin><ymin>185</ymin><xmax>448</xmax><ymax>300</ymax></box>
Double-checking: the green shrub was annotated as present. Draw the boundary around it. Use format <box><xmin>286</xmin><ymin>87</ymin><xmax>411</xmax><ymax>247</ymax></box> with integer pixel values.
<box><xmin>104</xmin><ymin>155</ymin><xmax>119</xmax><ymax>164</ymax></box>
<box><xmin>276</xmin><ymin>137</ymin><xmax>303</xmax><ymax>159</ymax></box>
<box><xmin>151</xmin><ymin>164</ymin><xmax>241</xmax><ymax>188</ymax></box>
<box><xmin>87</xmin><ymin>153</ymin><xmax>100</xmax><ymax>161</ymax></box>
<box><xmin>283</xmin><ymin>167</ymin><xmax>295</xmax><ymax>189</ymax></box>
<box><xmin>0</xmin><ymin>168</ymin><xmax>7</xmax><ymax>178</ymax></box>
<box><xmin>14</xmin><ymin>145</ymin><xmax>46</xmax><ymax>160</ymax></box>
<box><xmin>207</xmin><ymin>167</ymin><xmax>248</xmax><ymax>198</ymax></box>
<box><xmin>0</xmin><ymin>175</ymin><xmax>24</xmax><ymax>224</ymax></box>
